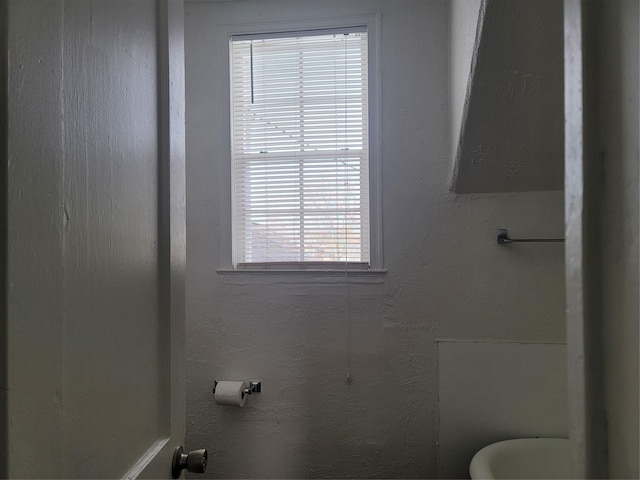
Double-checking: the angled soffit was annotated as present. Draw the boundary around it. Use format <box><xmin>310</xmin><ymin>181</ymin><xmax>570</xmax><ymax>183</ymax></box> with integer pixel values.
<box><xmin>452</xmin><ymin>0</ymin><xmax>564</xmax><ymax>193</ymax></box>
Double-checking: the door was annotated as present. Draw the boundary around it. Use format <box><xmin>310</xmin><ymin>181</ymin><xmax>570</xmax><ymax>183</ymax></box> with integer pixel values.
<box><xmin>3</xmin><ymin>0</ymin><xmax>186</xmax><ymax>477</ymax></box>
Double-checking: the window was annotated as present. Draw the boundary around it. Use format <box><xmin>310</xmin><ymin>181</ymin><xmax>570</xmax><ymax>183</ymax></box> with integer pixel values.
<box><xmin>230</xmin><ymin>28</ymin><xmax>371</xmax><ymax>269</ymax></box>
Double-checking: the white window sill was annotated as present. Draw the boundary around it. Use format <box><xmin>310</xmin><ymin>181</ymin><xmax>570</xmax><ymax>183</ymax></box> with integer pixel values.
<box><xmin>216</xmin><ymin>267</ymin><xmax>387</xmax><ymax>284</ymax></box>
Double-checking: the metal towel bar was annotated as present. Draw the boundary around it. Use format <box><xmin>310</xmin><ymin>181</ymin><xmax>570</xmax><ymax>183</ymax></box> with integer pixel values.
<box><xmin>497</xmin><ymin>229</ymin><xmax>565</xmax><ymax>244</ymax></box>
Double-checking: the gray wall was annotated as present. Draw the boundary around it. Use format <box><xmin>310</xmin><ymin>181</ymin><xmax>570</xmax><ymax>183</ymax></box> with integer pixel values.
<box><xmin>185</xmin><ymin>1</ymin><xmax>566</xmax><ymax>478</ymax></box>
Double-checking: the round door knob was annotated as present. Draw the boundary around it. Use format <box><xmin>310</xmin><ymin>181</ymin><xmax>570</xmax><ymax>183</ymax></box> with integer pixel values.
<box><xmin>172</xmin><ymin>446</ymin><xmax>208</xmax><ymax>478</ymax></box>
<box><xmin>186</xmin><ymin>448</ymin><xmax>207</xmax><ymax>473</ymax></box>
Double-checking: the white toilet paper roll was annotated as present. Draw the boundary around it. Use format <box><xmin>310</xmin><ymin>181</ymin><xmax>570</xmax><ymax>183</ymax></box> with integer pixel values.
<box><xmin>214</xmin><ymin>381</ymin><xmax>247</xmax><ymax>407</ymax></box>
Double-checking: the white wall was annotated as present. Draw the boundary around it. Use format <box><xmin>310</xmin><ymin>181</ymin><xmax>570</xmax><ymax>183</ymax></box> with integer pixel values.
<box><xmin>438</xmin><ymin>341</ymin><xmax>568</xmax><ymax>479</ymax></box>
<box><xmin>185</xmin><ymin>1</ymin><xmax>565</xmax><ymax>477</ymax></box>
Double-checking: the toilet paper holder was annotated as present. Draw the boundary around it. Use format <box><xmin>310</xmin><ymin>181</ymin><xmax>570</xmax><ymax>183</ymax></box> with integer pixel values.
<box><xmin>213</xmin><ymin>380</ymin><xmax>261</xmax><ymax>396</ymax></box>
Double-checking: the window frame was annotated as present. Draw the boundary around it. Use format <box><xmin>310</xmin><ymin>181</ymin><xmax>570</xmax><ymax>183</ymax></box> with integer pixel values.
<box><xmin>216</xmin><ymin>14</ymin><xmax>383</xmax><ymax>275</ymax></box>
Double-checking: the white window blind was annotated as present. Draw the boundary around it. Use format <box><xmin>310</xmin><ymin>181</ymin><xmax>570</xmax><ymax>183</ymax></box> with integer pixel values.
<box><xmin>230</xmin><ymin>28</ymin><xmax>370</xmax><ymax>267</ymax></box>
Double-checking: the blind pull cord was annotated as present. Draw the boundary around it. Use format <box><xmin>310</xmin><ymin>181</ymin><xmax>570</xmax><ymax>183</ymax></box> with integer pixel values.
<box><xmin>250</xmin><ymin>42</ymin><xmax>254</xmax><ymax>104</ymax></box>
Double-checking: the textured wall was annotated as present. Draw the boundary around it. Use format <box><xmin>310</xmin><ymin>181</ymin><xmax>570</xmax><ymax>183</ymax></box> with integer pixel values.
<box><xmin>185</xmin><ymin>1</ymin><xmax>566</xmax><ymax>478</ymax></box>
<box><xmin>438</xmin><ymin>341</ymin><xmax>568</xmax><ymax>479</ymax></box>
<box><xmin>452</xmin><ymin>0</ymin><xmax>564</xmax><ymax>193</ymax></box>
